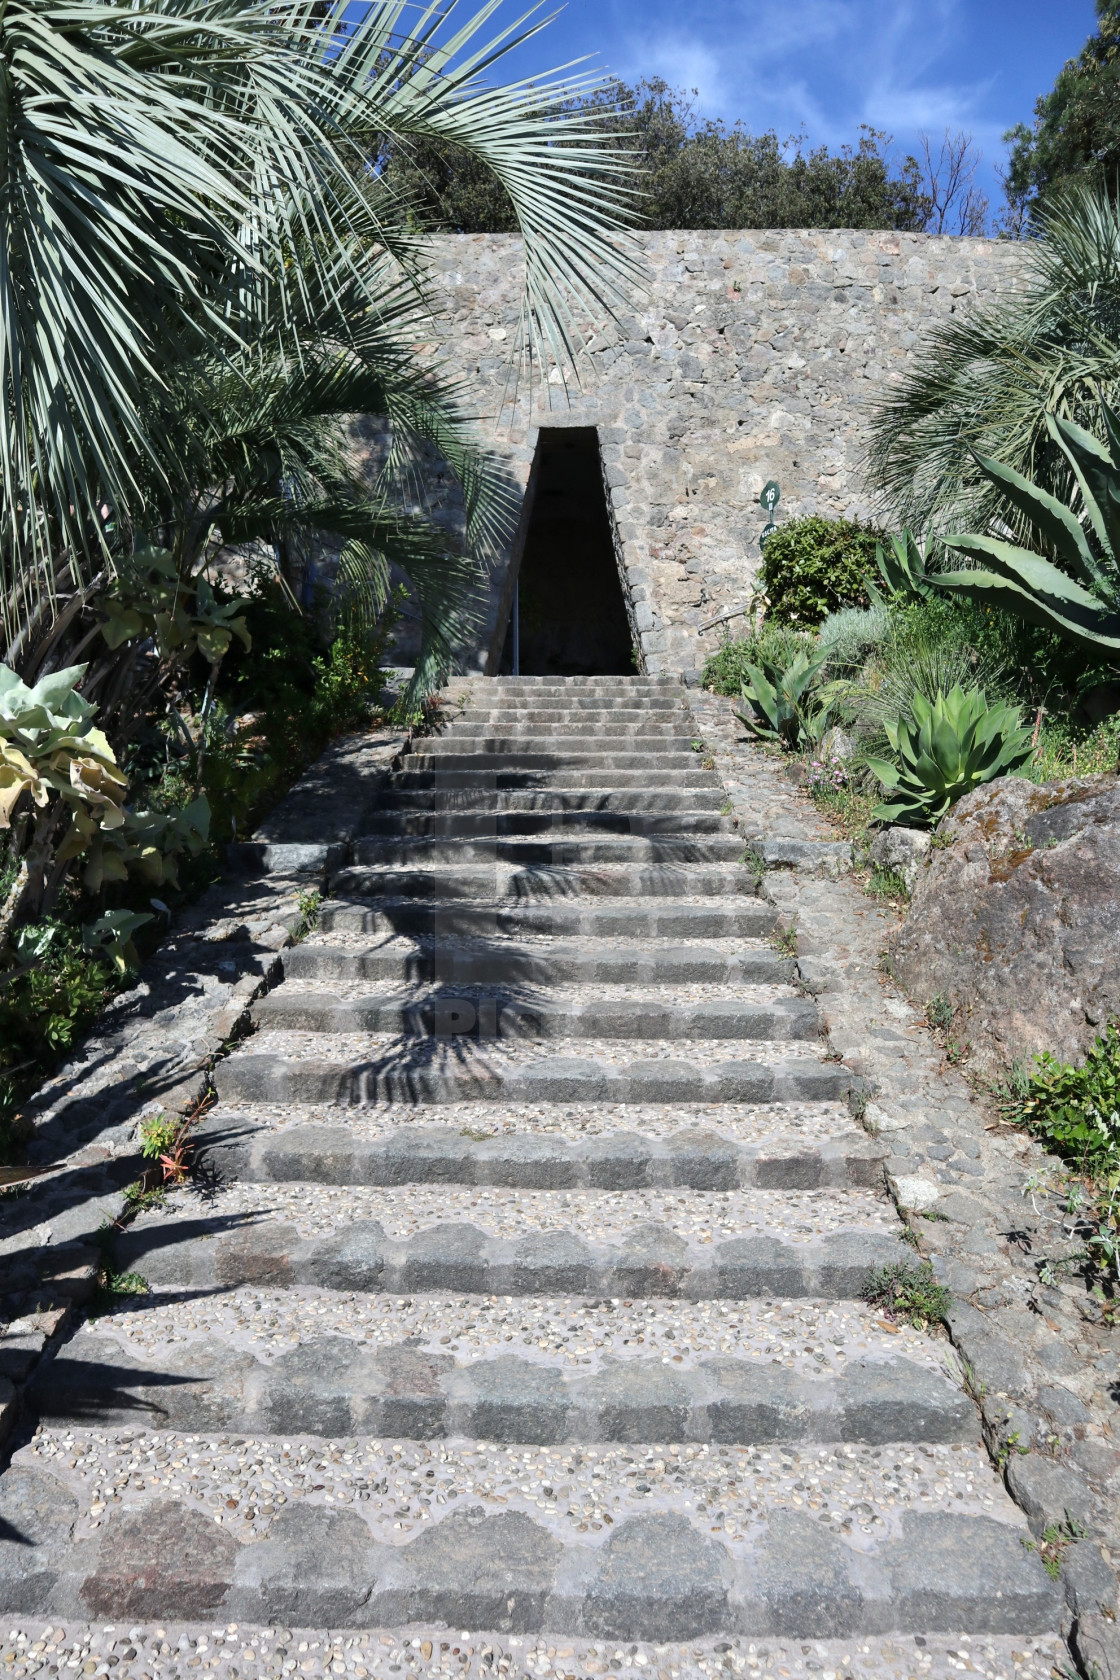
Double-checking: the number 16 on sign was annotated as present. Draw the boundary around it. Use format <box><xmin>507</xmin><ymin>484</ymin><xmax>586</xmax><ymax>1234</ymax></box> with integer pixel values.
<box><xmin>759</xmin><ymin>480</ymin><xmax>780</xmax><ymax>550</ymax></box>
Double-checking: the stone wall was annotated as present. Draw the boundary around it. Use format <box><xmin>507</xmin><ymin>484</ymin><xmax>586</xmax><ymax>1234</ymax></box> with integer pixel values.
<box><xmin>410</xmin><ymin>229</ymin><xmax>1029</xmax><ymax>678</ymax></box>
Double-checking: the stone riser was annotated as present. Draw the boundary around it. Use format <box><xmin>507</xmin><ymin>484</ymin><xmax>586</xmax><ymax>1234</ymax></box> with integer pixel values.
<box><xmin>369</xmin><ymin>790</ymin><xmax>727</xmax><ymax>812</ymax></box>
<box><xmin>251</xmin><ymin>993</ymin><xmax>817</xmax><ymax>1043</ymax></box>
<box><xmin>2</xmin><ymin>1481</ymin><xmax>1058</xmax><ymax>1637</ymax></box>
<box><xmin>358</xmin><ymin>812</ymin><xmax>730</xmax><ymax>837</ymax></box>
<box><xmin>317</xmin><ymin>899</ymin><xmax>778</xmax><ymax>939</ymax></box>
<box><xmin>35</xmin><ymin>1339</ymin><xmax>975</xmax><ymax>1447</ymax></box>
<box><xmin>385</xmin><ymin>770</ymin><xmax>720</xmax><ymax>790</ymax></box>
<box><xmin>330</xmin><ymin>866</ymin><xmax>761</xmax><ymax>901</ymax></box>
<box><xmin>282</xmin><ymin>944</ymin><xmax>792</xmax><ymax>987</ymax></box>
<box><xmin>351</xmin><ymin>838</ymin><xmax>745</xmax><ymax>866</ymax></box>
<box><xmin>115</xmin><ymin>1217</ymin><xmax>909</xmax><ymax>1300</ymax></box>
<box><xmin>198</xmin><ymin>1117</ymin><xmax>885</xmax><ymax>1191</ymax></box>
<box><xmin>406</xmin><ymin>755</ymin><xmax>706</xmax><ymax>772</ymax></box>
<box><xmin>213</xmin><ymin>1053</ymin><xmax>850</xmax><ymax>1107</ymax></box>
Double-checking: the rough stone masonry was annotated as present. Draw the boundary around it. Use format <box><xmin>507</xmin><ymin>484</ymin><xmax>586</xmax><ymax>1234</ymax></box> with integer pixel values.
<box><xmin>384</xmin><ymin>230</ymin><xmax>1027</xmax><ymax>678</ymax></box>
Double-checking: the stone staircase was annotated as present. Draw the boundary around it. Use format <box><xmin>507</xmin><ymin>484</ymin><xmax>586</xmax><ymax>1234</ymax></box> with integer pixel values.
<box><xmin>8</xmin><ymin>675</ymin><xmax>1060</xmax><ymax>1646</ymax></box>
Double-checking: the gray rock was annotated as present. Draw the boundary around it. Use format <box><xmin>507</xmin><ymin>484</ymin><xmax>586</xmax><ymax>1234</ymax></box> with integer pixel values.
<box><xmin>889</xmin><ymin>1509</ymin><xmax>1061</xmax><ymax>1631</ymax></box>
<box><xmin>1074</xmin><ymin>1612</ymin><xmax>1120</xmax><ymax>1680</ymax></box>
<box><xmin>584</xmin><ymin>1513</ymin><xmax>730</xmax><ymax>1639</ymax></box>
<box><xmin>891</xmin><ymin>775</ymin><xmax>1120</xmax><ymax>1072</ymax></box>
<box><xmin>0</xmin><ymin>1467</ymin><xmax>77</xmax><ymax>1614</ymax></box>
<box><xmin>230</xmin><ymin>1504</ymin><xmax>377</xmax><ymax>1623</ymax></box>
<box><xmin>869</xmin><ymin>826</ymin><xmax>931</xmax><ymax>893</ymax></box>
<box><xmin>1006</xmin><ymin>1454</ymin><xmax>1095</xmax><ymax>1538</ymax></box>
<box><xmin>80</xmin><ymin>1499</ymin><xmax>238</xmax><ymax>1618</ymax></box>
<box><xmin>374</xmin><ymin>1507</ymin><xmax>560</xmax><ymax>1631</ymax></box>
<box><xmin>1061</xmin><ymin>1541</ymin><xmax>1118</xmax><ymax>1617</ymax></box>
<box><xmin>753</xmin><ymin>1511</ymin><xmax>871</xmax><ymax>1636</ymax></box>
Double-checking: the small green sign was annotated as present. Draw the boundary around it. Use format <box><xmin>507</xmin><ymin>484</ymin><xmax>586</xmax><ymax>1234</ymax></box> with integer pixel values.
<box><xmin>759</xmin><ymin>521</ymin><xmax>777</xmax><ymax>550</ymax></box>
<box><xmin>760</xmin><ymin>480</ymin><xmax>780</xmax><ymax>513</ymax></box>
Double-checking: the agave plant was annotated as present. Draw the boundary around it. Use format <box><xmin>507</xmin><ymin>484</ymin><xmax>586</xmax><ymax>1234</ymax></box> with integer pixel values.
<box><xmin>867</xmin><ymin>684</ymin><xmax>1034</xmax><ymax>827</ymax></box>
<box><xmin>936</xmin><ymin>404</ymin><xmax>1120</xmax><ymax>654</ymax></box>
<box><xmin>868</xmin><ymin>530</ymin><xmax>934</xmax><ymax>605</ymax></box>
<box><xmin>734</xmin><ymin>648</ymin><xmax>836</xmax><ymax>750</ymax></box>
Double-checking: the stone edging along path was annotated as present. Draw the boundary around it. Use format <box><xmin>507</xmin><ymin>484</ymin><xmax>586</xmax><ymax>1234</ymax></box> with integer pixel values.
<box><xmin>688</xmin><ymin>689</ymin><xmax>1120</xmax><ymax>1680</ymax></box>
<box><xmin>0</xmin><ymin>682</ymin><xmax>1115</xmax><ymax>1680</ymax></box>
<box><xmin>0</xmin><ymin>729</ymin><xmax>407</xmax><ymax>1444</ymax></box>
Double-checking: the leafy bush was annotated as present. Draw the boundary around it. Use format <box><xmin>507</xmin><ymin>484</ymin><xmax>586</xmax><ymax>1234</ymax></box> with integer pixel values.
<box><xmin>702</xmin><ymin>623</ymin><xmax>810</xmax><ymax>695</ymax></box>
<box><xmin>816</xmin><ymin>603</ymin><xmax>894</xmax><ymax>670</ymax></box>
<box><xmin>1014</xmin><ymin>1021</ymin><xmax>1120</xmax><ymax>1167</ymax></box>
<box><xmin>867</xmin><ymin>684</ymin><xmax>1034</xmax><ymax>827</ymax></box>
<box><xmin>760</xmin><ymin>516</ymin><xmax>880</xmax><ymax>627</ymax></box>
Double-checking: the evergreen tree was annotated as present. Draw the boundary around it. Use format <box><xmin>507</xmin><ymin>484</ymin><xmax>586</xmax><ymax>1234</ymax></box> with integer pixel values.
<box><xmin>1004</xmin><ymin>1</ymin><xmax>1120</xmax><ymax>227</ymax></box>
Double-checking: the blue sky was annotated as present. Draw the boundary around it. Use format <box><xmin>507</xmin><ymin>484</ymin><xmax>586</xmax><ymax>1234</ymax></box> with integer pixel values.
<box><xmin>493</xmin><ymin>0</ymin><xmax>1097</xmax><ymax>219</ymax></box>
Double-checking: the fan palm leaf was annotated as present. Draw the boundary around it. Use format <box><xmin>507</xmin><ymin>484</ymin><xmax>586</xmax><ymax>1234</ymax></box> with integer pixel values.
<box><xmin>865</xmin><ymin>179</ymin><xmax>1120</xmax><ymax>544</ymax></box>
<box><xmin>1</xmin><ymin>0</ymin><xmax>639</xmax><ymax>651</ymax></box>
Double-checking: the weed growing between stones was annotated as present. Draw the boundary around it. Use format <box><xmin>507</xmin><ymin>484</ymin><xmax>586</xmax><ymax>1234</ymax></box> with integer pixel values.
<box><xmin>1022</xmin><ymin>1516</ymin><xmax>1089</xmax><ymax>1580</ymax></box>
<box><xmin>771</xmin><ymin>923</ymin><xmax>798</xmax><ymax>957</ymax></box>
<box><xmin>88</xmin><ymin>1224</ymin><xmax>150</xmax><ymax>1317</ymax></box>
<box><xmin>295</xmin><ymin>888</ymin><xmax>322</xmax><ymax>940</ymax></box>
<box><xmin>869</xmin><ymin>864</ymin><xmax>909</xmax><ymax>905</ymax></box>
<box><xmin>927</xmin><ymin>993</ymin><xmax>954</xmax><ymax>1035</ymax></box>
<box><xmin>861</xmin><ymin>1259</ymin><xmax>952</xmax><ymax>1329</ymax></box>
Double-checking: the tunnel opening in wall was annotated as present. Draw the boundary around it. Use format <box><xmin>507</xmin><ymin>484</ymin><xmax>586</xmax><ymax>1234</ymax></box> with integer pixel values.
<box><xmin>500</xmin><ymin>427</ymin><xmax>633</xmax><ymax>676</ymax></box>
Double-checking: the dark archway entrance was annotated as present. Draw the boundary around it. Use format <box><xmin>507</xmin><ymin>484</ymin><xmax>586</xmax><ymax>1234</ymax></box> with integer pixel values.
<box><xmin>500</xmin><ymin>428</ymin><xmax>633</xmax><ymax>676</ymax></box>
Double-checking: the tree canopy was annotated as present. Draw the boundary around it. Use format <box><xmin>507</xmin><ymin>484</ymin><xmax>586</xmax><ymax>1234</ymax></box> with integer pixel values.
<box><xmin>385</xmin><ymin>79</ymin><xmax>935</xmax><ymax>234</ymax></box>
<box><xmin>1003</xmin><ymin>1</ymin><xmax>1120</xmax><ymax>228</ymax></box>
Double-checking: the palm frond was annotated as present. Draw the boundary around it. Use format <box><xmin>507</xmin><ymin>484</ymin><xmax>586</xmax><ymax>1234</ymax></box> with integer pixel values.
<box><xmin>865</xmin><ymin>179</ymin><xmax>1120</xmax><ymax>544</ymax></box>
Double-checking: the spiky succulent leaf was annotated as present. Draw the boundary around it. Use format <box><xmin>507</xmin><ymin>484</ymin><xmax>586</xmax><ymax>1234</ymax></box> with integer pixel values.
<box><xmin>869</xmin><ymin>684</ymin><xmax>1034</xmax><ymax>828</ymax></box>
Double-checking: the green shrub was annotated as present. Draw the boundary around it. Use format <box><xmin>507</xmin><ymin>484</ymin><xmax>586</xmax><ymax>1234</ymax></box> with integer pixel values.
<box><xmin>702</xmin><ymin>624</ymin><xmax>810</xmax><ymax>695</ymax></box>
<box><xmin>760</xmin><ymin>517</ymin><xmax>880</xmax><ymax>627</ymax></box>
<box><xmin>1013</xmin><ymin>1021</ymin><xmax>1120</xmax><ymax>1167</ymax></box>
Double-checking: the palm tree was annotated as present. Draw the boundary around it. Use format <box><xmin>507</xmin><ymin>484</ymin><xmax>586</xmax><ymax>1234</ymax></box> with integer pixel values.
<box><xmin>0</xmin><ymin>0</ymin><xmax>640</xmax><ymax>680</ymax></box>
<box><xmin>866</xmin><ymin>180</ymin><xmax>1120</xmax><ymax>545</ymax></box>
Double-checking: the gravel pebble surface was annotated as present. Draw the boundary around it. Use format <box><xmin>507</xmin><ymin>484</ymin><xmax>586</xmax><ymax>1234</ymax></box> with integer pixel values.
<box><xmin>204</xmin><ymin>1101</ymin><xmax>853</xmax><ymax>1146</ymax></box>
<box><xmin>84</xmin><ymin>1291</ymin><xmax>959</xmax><ymax>1382</ymax></box>
<box><xmin>0</xmin><ymin>1619</ymin><xmax>1065</xmax><ymax>1680</ymax></box>
<box><xmin>21</xmin><ymin>1428</ymin><xmax>1013</xmax><ymax>1547</ymax></box>
<box><xmin>235</xmin><ymin>1034</ymin><xmax>823</xmax><ymax>1068</ymax></box>
<box><xmin>132</xmin><ymin>1182</ymin><xmax>894</xmax><ymax>1244</ymax></box>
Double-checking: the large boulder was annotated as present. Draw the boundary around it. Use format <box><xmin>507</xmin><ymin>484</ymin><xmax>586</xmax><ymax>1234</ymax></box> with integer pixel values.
<box><xmin>890</xmin><ymin>773</ymin><xmax>1120</xmax><ymax>1074</ymax></box>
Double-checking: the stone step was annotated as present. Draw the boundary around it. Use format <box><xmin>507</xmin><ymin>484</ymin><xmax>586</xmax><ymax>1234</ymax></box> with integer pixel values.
<box><xmin>113</xmin><ymin>1177</ymin><xmax>907</xmax><ymax>1298</ymax></box>
<box><xmin>358</xmin><ymin>811</ymin><xmax>731</xmax><ymax>837</ymax></box>
<box><xmin>37</xmin><ymin>1313</ymin><xmax>974</xmax><ymax>1444</ymax></box>
<box><xmin>283</xmin><ymin>938</ymin><xmax>791</xmax><ymax>987</ymax></box>
<box><xmin>417</xmin><ymin>740</ymin><xmax>700</xmax><ymax>758</ymax></box>
<box><xmin>369</xmin><ymin>788</ymin><xmax>727</xmax><ymax>812</ymax></box>
<box><xmin>213</xmin><ymin>1034</ymin><xmax>847</xmax><ymax>1106</ymax></box>
<box><xmin>252</xmin><ymin>986</ymin><xmax>816</xmax><ymax>1044</ymax></box>
<box><xmin>317</xmin><ymin>896</ymin><xmax>777</xmax><ymax>938</ymax></box>
<box><xmin>454</xmin><ymin>703</ymin><xmax>686</xmax><ymax>719</ymax></box>
<box><xmin>385</xmin><ymin>768</ymin><xmax>721</xmax><ymax>789</ymax></box>
<box><xmin>330</xmin><ymin>864</ymin><xmax>761</xmax><ymax>901</ymax></box>
<box><xmin>4</xmin><ymin>1428</ymin><xmax>1058</xmax><ymax>1634</ymax></box>
<box><xmin>469</xmin><ymin>676</ymin><xmax>679</xmax><ymax>690</ymax></box>
<box><xmin>436</xmin><ymin>725</ymin><xmax>696</xmax><ymax>742</ymax></box>
<box><xmin>197</xmin><ymin>1107</ymin><xmax>883</xmax><ymax>1189</ymax></box>
<box><xmin>351</xmin><ymin>837</ymin><xmax>745</xmax><ymax>867</ymax></box>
